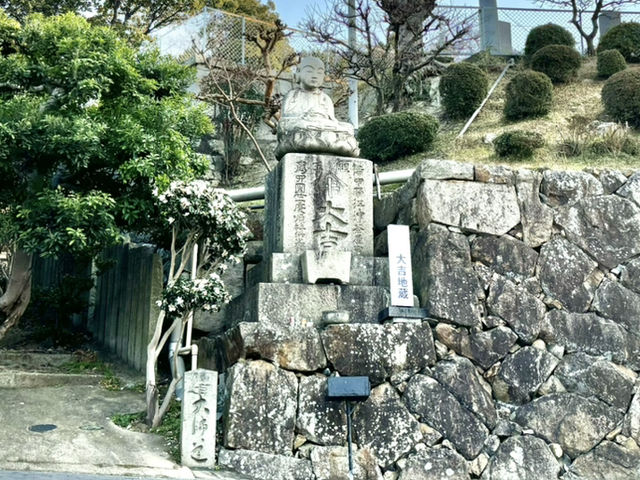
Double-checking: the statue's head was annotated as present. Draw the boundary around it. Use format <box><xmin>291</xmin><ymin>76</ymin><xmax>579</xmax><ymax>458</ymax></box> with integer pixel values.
<box><xmin>294</xmin><ymin>56</ymin><xmax>325</xmax><ymax>90</ymax></box>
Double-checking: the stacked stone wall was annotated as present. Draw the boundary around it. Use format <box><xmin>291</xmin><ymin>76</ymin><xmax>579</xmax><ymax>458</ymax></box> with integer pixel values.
<box><xmin>202</xmin><ymin>159</ymin><xmax>640</xmax><ymax>479</ymax></box>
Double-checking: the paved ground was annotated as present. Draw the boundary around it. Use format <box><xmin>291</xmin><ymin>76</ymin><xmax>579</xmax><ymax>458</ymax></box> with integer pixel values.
<box><xmin>0</xmin><ymin>351</ymin><xmax>250</xmax><ymax>479</ymax></box>
<box><xmin>0</xmin><ymin>472</ymin><xmax>237</xmax><ymax>480</ymax></box>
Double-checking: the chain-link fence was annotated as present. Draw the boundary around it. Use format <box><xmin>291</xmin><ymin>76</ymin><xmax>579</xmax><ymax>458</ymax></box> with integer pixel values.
<box><xmin>154</xmin><ymin>5</ymin><xmax>640</xmax><ymax>68</ymax></box>
<box><xmin>154</xmin><ymin>7</ymin><xmax>320</xmax><ymax>69</ymax></box>
<box><xmin>436</xmin><ymin>5</ymin><xmax>640</xmax><ymax>56</ymax></box>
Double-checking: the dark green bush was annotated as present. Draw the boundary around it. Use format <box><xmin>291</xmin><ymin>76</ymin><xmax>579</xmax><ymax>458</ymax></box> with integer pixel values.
<box><xmin>358</xmin><ymin>112</ymin><xmax>439</xmax><ymax>162</ymax></box>
<box><xmin>601</xmin><ymin>69</ymin><xmax>640</xmax><ymax>127</ymax></box>
<box><xmin>524</xmin><ymin>23</ymin><xmax>574</xmax><ymax>57</ymax></box>
<box><xmin>531</xmin><ymin>44</ymin><xmax>581</xmax><ymax>83</ymax></box>
<box><xmin>494</xmin><ymin>130</ymin><xmax>545</xmax><ymax>158</ymax></box>
<box><xmin>598</xmin><ymin>22</ymin><xmax>640</xmax><ymax>63</ymax></box>
<box><xmin>597</xmin><ymin>49</ymin><xmax>627</xmax><ymax>78</ymax></box>
<box><xmin>439</xmin><ymin>62</ymin><xmax>488</xmax><ymax>118</ymax></box>
<box><xmin>504</xmin><ymin>70</ymin><xmax>554</xmax><ymax>120</ymax></box>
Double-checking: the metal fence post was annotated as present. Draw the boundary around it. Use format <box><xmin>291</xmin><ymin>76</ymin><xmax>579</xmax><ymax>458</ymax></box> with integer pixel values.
<box><xmin>241</xmin><ymin>17</ymin><xmax>246</xmax><ymax>65</ymax></box>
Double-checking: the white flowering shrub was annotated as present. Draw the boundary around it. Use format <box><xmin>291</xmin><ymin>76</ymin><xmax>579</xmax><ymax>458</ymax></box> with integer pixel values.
<box><xmin>146</xmin><ymin>179</ymin><xmax>249</xmax><ymax>427</ymax></box>
<box><xmin>153</xmin><ymin>180</ymin><xmax>249</xmax><ymax>318</ymax></box>
<box><xmin>158</xmin><ymin>273</ymin><xmax>229</xmax><ymax>319</ymax></box>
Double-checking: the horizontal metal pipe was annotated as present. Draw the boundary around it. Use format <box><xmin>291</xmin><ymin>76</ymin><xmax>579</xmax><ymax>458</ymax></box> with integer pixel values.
<box><xmin>224</xmin><ymin>168</ymin><xmax>416</xmax><ymax>202</ymax></box>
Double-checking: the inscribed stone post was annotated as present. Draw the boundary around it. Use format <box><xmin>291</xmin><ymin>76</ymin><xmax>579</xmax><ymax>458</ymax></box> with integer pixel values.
<box><xmin>264</xmin><ymin>153</ymin><xmax>374</xmax><ymax>258</ymax></box>
<box><xmin>181</xmin><ymin>369</ymin><xmax>218</xmax><ymax>468</ymax></box>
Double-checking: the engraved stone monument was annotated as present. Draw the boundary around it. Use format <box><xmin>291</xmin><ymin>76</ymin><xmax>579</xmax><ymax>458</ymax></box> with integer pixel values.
<box><xmin>264</xmin><ymin>56</ymin><xmax>373</xmax><ymax>285</ymax></box>
<box><xmin>181</xmin><ymin>369</ymin><xmax>217</xmax><ymax>468</ymax></box>
<box><xmin>275</xmin><ymin>56</ymin><xmax>359</xmax><ymax>160</ymax></box>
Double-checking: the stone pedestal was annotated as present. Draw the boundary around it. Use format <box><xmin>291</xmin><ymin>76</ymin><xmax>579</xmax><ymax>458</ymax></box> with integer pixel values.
<box><xmin>302</xmin><ymin>250</ymin><xmax>351</xmax><ymax>284</ymax></box>
<box><xmin>264</xmin><ymin>153</ymin><xmax>373</xmax><ymax>258</ymax></box>
<box><xmin>224</xmin><ymin>283</ymin><xmax>391</xmax><ymax>331</ymax></box>
<box><xmin>181</xmin><ymin>369</ymin><xmax>217</xmax><ymax>468</ymax></box>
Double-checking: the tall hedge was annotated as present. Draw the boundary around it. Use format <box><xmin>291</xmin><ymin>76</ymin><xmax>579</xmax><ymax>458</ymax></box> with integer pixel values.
<box><xmin>524</xmin><ymin>23</ymin><xmax>574</xmax><ymax>57</ymax></box>
<box><xmin>439</xmin><ymin>62</ymin><xmax>488</xmax><ymax>119</ymax></box>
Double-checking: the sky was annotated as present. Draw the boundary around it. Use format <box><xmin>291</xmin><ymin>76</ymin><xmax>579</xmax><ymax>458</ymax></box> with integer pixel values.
<box><xmin>272</xmin><ymin>1</ymin><xmax>548</xmax><ymax>29</ymax></box>
<box><xmin>270</xmin><ymin>0</ymin><xmax>640</xmax><ymax>29</ymax></box>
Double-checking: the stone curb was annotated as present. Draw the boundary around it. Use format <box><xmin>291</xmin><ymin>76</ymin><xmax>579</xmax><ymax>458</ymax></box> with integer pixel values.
<box><xmin>0</xmin><ymin>371</ymin><xmax>102</xmax><ymax>388</ymax></box>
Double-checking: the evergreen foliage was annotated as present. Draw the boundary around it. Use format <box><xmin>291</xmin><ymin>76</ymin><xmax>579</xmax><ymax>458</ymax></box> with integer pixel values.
<box><xmin>439</xmin><ymin>62</ymin><xmax>488</xmax><ymax>119</ymax></box>
<box><xmin>598</xmin><ymin>22</ymin><xmax>640</xmax><ymax>63</ymax></box>
<box><xmin>504</xmin><ymin>70</ymin><xmax>554</xmax><ymax>120</ymax></box>
<box><xmin>357</xmin><ymin>112</ymin><xmax>439</xmax><ymax>162</ymax></box>
<box><xmin>601</xmin><ymin>69</ymin><xmax>640</xmax><ymax>127</ymax></box>
<box><xmin>494</xmin><ymin>130</ymin><xmax>545</xmax><ymax>158</ymax></box>
<box><xmin>0</xmin><ymin>13</ymin><xmax>214</xmax><ymax>258</ymax></box>
<box><xmin>597</xmin><ymin>49</ymin><xmax>627</xmax><ymax>78</ymax></box>
<box><xmin>531</xmin><ymin>44</ymin><xmax>581</xmax><ymax>83</ymax></box>
<box><xmin>524</xmin><ymin>23</ymin><xmax>574</xmax><ymax>57</ymax></box>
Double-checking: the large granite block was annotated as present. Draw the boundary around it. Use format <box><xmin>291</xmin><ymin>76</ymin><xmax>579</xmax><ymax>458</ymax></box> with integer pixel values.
<box><xmin>264</xmin><ymin>154</ymin><xmax>373</xmax><ymax>256</ymax></box>
<box><xmin>223</xmin><ymin>360</ymin><xmax>298</xmax><ymax>455</ymax></box>
<box><xmin>224</xmin><ymin>283</ymin><xmax>389</xmax><ymax>330</ymax></box>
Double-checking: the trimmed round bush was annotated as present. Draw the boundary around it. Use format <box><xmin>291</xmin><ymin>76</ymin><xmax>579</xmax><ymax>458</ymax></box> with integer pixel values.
<box><xmin>531</xmin><ymin>44</ymin><xmax>581</xmax><ymax>83</ymax></box>
<box><xmin>504</xmin><ymin>70</ymin><xmax>554</xmax><ymax>120</ymax></box>
<box><xmin>357</xmin><ymin>112</ymin><xmax>439</xmax><ymax>162</ymax></box>
<box><xmin>598</xmin><ymin>22</ymin><xmax>640</xmax><ymax>63</ymax></box>
<box><xmin>439</xmin><ymin>62</ymin><xmax>488</xmax><ymax>119</ymax></box>
<box><xmin>494</xmin><ymin>130</ymin><xmax>545</xmax><ymax>158</ymax></box>
<box><xmin>597</xmin><ymin>49</ymin><xmax>627</xmax><ymax>78</ymax></box>
<box><xmin>524</xmin><ymin>23</ymin><xmax>574</xmax><ymax>57</ymax></box>
<box><xmin>602</xmin><ymin>69</ymin><xmax>640</xmax><ymax>127</ymax></box>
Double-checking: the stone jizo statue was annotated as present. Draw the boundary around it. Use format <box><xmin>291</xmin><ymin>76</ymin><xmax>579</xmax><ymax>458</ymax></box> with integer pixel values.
<box><xmin>275</xmin><ymin>56</ymin><xmax>359</xmax><ymax>159</ymax></box>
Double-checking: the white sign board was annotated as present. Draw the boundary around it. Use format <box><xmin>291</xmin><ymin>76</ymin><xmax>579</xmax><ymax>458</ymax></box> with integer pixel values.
<box><xmin>387</xmin><ymin>224</ymin><xmax>414</xmax><ymax>307</ymax></box>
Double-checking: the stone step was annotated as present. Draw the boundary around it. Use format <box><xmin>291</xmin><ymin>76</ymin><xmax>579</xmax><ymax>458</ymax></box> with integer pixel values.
<box><xmin>0</xmin><ymin>371</ymin><xmax>102</xmax><ymax>388</ymax></box>
<box><xmin>0</xmin><ymin>350</ymin><xmax>107</xmax><ymax>388</ymax></box>
<box><xmin>0</xmin><ymin>350</ymin><xmax>75</xmax><ymax>370</ymax></box>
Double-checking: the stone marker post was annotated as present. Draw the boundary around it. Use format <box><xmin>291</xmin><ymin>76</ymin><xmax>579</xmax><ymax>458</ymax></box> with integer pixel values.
<box><xmin>387</xmin><ymin>224</ymin><xmax>414</xmax><ymax>307</ymax></box>
<box><xmin>181</xmin><ymin>369</ymin><xmax>217</xmax><ymax>468</ymax></box>
<box><xmin>378</xmin><ymin>224</ymin><xmax>428</xmax><ymax>323</ymax></box>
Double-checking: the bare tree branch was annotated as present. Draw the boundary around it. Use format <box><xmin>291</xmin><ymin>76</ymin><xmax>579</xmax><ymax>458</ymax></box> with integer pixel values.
<box><xmin>537</xmin><ymin>0</ymin><xmax>639</xmax><ymax>55</ymax></box>
<box><xmin>303</xmin><ymin>0</ymin><xmax>472</xmax><ymax>113</ymax></box>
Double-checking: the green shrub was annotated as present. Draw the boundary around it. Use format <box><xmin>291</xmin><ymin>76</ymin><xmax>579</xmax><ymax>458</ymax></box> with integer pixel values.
<box><xmin>531</xmin><ymin>44</ymin><xmax>581</xmax><ymax>83</ymax></box>
<box><xmin>504</xmin><ymin>70</ymin><xmax>554</xmax><ymax>120</ymax></box>
<box><xmin>494</xmin><ymin>130</ymin><xmax>545</xmax><ymax>158</ymax></box>
<box><xmin>524</xmin><ymin>23</ymin><xmax>574</xmax><ymax>57</ymax></box>
<box><xmin>465</xmin><ymin>49</ymin><xmax>509</xmax><ymax>73</ymax></box>
<box><xmin>597</xmin><ymin>49</ymin><xmax>627</xmax><ymax>78</ymax></box>
<box><xmin>598</xmin><ymin>22</ymin><xmax>640</xmax><ymax>63</ymax></box>
<box><xmin>358</xmin><ymin>112</ymin><xmax>439</xmax><ymax>162</ymax></box>
<box><xmin>601</xmin><ymin>69</ymin><xmax>640</xmax><ymax>127</ymax></box>
<box><xmin>439</xmin><ymin>62</ymin><xmax>488</xmax><ymax>118</ymax></box>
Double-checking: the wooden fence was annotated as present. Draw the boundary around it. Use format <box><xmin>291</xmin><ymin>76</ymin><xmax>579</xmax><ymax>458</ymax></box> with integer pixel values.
<box><xmin>31</xmin><ymin>243</ymin><xmax>163</xmax><ymax>371</ymax></box>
